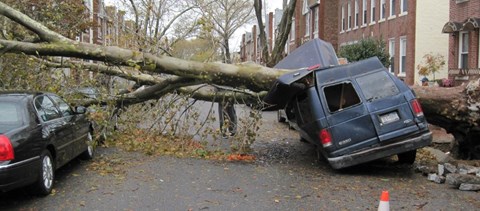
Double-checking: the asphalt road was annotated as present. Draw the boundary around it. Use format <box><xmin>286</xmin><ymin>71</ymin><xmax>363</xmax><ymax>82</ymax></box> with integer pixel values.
<box><xmin>1</xmin><ymin>110</ymin><xmax>479</xmax><ymax>210</ymax></box>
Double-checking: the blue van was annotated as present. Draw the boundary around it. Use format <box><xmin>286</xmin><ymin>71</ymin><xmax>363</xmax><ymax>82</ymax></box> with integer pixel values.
<box><xmin>265</xmin><ymin>39</ymin><xmax>432</xmax><ymax>169</ymax></box>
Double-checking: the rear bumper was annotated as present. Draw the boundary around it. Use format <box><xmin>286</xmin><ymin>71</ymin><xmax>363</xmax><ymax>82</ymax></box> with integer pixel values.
<box><xmin>0</xmin><ymin>156</ymin><xmax>40</xmax><ymax>192</ymax></box>
<box><xmin>327</xmin><ymin>132</ymin><xmax>432</xmax><ymax>169</ymax></box>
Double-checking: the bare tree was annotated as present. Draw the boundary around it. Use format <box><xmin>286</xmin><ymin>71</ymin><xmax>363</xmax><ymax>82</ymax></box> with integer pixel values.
<box><xmin>1</xmin><ymin>2</ymin><xmax>480</xmax><ymax>157</ymax></box>
<box><xmin>254</xmin><ymin>0</ymin><xmax>296</xmax><ymax>67</ymax></box>
<box><xmin>196</xmin><ymin>0</ymin><xmax>254</xmax><ymax>64</ymax></box>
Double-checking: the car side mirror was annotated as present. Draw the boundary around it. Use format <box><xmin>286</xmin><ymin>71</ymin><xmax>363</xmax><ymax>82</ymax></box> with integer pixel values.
<box><xmin>75</xmin><ymin>106</ymin><xmax>87</xmax><ymax>114</ymax></box>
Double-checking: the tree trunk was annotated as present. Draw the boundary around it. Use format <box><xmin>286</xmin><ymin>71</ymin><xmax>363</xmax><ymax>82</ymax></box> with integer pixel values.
<box><xmin>413</xmin><ymin>80</ymin><xmax>480</xmax><ymax>159</ymax></box>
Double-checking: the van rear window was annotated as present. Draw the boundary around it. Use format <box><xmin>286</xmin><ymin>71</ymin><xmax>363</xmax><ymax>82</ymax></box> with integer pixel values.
<box><xmin>324</xmin><ymin>82</ymin><xmax>361</xmax><ymax>112</ymax></box>
<box><xmin>356</xmin><ymin>71</ymin><xmax>399</xmax><ymax>102</ymax></box>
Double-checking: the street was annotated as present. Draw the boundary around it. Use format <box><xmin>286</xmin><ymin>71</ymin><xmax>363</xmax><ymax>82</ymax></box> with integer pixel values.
<box><xmin>1</xmin><ymin>110</ymin><xmax>479</xmax><ymax>210</ymax></box>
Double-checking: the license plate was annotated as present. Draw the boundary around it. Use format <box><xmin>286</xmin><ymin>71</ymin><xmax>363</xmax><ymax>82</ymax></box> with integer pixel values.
<box><xmin>380</xmin><ymin>112</ymin><xmax>399</xmax><ymax>124</ymax></box>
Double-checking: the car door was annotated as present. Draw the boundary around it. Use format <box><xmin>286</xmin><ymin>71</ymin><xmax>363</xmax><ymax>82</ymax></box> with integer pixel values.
<box><xmin>355</xmin><ymin>71</ymin><xmax>420</xmax><ymax>142</ymax></box>
<box><xmin>48</xmin><ymin>94</ymin><xmax>88</xmax><ymax>158</ymax></box>
<box><xmin>34</xmin><ymin>95</ymin><xmax>71</xmax><ymax>167</ymax></box>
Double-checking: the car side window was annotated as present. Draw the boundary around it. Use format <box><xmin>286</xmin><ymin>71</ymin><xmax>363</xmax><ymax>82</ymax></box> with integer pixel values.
<box><xmin>34</xmin><ymin>96</ymin><xmax>61</xmax><ymax>121</ymax></box>
<box><xmin>323</xmin><ymin>82</ymin><xmax>361</xmax><ymax>112</ymax></box>
<box><xmin>49</xmin><ymin>95</ymin><xmax>73</xmax><ymax>116</ymax></box>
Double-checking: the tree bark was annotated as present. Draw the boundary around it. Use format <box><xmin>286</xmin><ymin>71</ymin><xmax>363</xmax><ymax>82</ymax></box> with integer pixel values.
<box><xmin>413</xmin><ymin>81</ymin><xmax>480</xmax><ymax>159</ymax></box>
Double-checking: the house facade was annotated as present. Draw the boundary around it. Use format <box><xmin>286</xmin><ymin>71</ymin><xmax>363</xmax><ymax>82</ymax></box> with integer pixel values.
<box><xmin>338</xmin><ymin>0</ymin><xmax>449</xmax><ymax>85</ymax></box>
<box><xmin>442</xmin><ymin>0</ymin><xmax>480</xmax><ymax>84</ymax></box>
<box><xmin>240</xmin><ymin>0</ymin><xmax>450</xmax><ymax>86</ymax></box>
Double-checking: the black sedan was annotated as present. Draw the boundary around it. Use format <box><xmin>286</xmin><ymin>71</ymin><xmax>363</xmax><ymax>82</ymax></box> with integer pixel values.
<box><xmin>0</xmin><ymin>91</ymin><xmax>94</xmax><ymax>195</ymax></box>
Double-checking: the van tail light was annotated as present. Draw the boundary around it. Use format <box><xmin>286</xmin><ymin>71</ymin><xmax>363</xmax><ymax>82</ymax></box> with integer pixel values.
<box><xmin>0</xmin><ymin>135</ymin><xmax>14</xmax><ymax>161</ymax></box>
<box><xmin>410</xmin><ymin>99</ymin><xmax>424</xmax><ymax>117</ymax></box>
<box><xmin>319</xmin><ymin>129</ymin><xmax>332</xmax><ymax>148</ymax></box>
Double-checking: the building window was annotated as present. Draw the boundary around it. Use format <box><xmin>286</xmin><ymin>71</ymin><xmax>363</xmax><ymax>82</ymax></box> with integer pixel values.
<box><xmin>389</xmin><ymin>38</ymin><xmax>395</xmax><ymax>73</ymax></box>
<box><xmin>354</xmin><ymin>0</ymin><xmax>359</xmax><ymax>27</ymax></box>
<box><xmin>459</xmin><ymin>31</ymin><xmax>469</xmax><ymax>69</ymax></box>
<box><xmin>302</xmin><ymin>0</ymin><xmax>309</xmax><ymax>37</ymax></box>
<box><xmin>371</xmin><ymin>0</ymin><xmax>376</xmax><ymax>23</ymax></box>
<box><xmin>390</xmin><ymin>0</ymin><xmax>396</xmax><ymax>17</ymax></box>
<box><xmin>400</xmin><ymin>0</ymin><xmax>407</xmax><ymax>14</ymax></box>
<box><xmin>342</xmin><ymin>5</ymin><xmax>345</xmax><ymax>31</ymax></box>
<box><xmin>400</xmin><ymin>36</ymin><xmax>407</xmax><ymax>75</ymax></box>
<box><xmin>380</xmin><ymin>0</ymin><xmax>386</xmax><ymax>20</ymax></box>
<box><xmin>313</xmin><ymin>8</ymin><xmax>319</xmax><ymax>38</ymax></box>
<box><xmin>363</xmin><ymin>0</ymin><xmax>367</xmax><ymax>25</ymax></box>
<box><xmin>348</xmin><ymin>2</ymin><xmax>352</xmax><ymax>29</ymax></box>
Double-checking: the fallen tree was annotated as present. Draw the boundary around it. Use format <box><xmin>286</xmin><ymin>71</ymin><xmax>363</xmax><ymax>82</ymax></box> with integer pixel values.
<box><xmin>0</xmin><ymin>2</ymin><xmax>479</xmax><ymax>159</ymax></box>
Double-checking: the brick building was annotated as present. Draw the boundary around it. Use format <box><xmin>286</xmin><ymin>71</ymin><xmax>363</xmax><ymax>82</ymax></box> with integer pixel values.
<box><xmin>339</xmin><ymin>0</ymin><xmax>449</xmax><ymax>85</ymax></box>
<box><xmin>442</xmin><ymin>0</ymin><xmax>480</xmax><ymax>84</ymax></box>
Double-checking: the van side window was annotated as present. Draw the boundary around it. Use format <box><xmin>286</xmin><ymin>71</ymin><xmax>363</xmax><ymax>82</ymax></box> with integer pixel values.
<box><xmin>324</xmin><ymin>82</ymin><xmax>361</xmax><ymax>112</ymax></box>
<box><xmin>356</xmin><ymin>71</ymin><xmax>399</xmax><ymax>102</ymax></box>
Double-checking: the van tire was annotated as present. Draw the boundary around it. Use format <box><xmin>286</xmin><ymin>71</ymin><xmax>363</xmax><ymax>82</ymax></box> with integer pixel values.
<box><xmin>397</xmin><ymin>150</ymin><xmax>416</xmax><ymax>164</ymax></box>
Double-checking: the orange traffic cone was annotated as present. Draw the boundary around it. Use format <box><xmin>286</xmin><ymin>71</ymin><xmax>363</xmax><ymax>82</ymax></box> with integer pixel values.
<box><xmin>378</xmin><ymin>190</ymin><xmax>390</xmax><ymax>211</ymax></box>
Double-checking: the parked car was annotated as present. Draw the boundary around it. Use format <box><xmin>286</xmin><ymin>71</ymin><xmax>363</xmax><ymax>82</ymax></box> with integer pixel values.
<box><xmin>265</xmin><ymin>39</ymin><xmax>432</xmax><ymax>169</ymax></box>
<box><xmin>0</xmin><ymin>91</ymin><xmax>94</xmax><ymax>195</ymax></box>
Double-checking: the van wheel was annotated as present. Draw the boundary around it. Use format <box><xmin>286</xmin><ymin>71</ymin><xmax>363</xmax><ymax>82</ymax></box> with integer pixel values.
<box><xmin>397</xmin><ymin>150</ymin><xmax>417</xmax><ymax>164</ymax></box>
<box><xmin>34</xmin><ymin>150</ymin><xmax>55</xmax><ymax>196</ymax></box>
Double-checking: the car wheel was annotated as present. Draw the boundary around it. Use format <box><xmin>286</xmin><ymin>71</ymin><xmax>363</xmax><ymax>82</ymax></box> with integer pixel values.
<box><xmin>80</xmin><ymin>132</ymin><xmax>95</xmax><ymax>160</ymax></box>
<box><xmin>34</xmin><ymin>150</ymin><xmax>54</xmax><ymax>196</ymax></box>
<box><xmin>277</xmin><ymin>111</ymin><xmax>286</xmax><ymax>123</ymax></box>
<box><xmin>397</xmin><ymin>150</ymin><xmax>416</xmax><ymax>164</ymax></box>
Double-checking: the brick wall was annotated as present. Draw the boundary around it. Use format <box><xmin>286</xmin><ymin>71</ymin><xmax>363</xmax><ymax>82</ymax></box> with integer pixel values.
<box><xmin>338</xmin><ymin>0</ymin><xmax>417</xmax><ymax>85</ymax></box>
<box><xmin>448</xmin><ymin>0</ymin><xmax>480</xmax><ymax>70</ymax></box>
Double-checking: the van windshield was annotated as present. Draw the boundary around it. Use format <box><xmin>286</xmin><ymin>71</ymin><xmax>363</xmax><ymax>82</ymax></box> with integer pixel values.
<box><xmin>356</xmin><ymin>71</ymin><xmax>400</xmax><ymax>102</ymax></box>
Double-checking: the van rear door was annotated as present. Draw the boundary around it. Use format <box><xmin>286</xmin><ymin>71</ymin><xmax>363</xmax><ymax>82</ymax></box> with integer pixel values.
<box><xmin>355</xmin><ymin>71</ymin><xmax>420</xmax><ymax>142</ymax></box>
<box><xmin>320</xmin><ymin>81</ymin><xmax>379</xmax><ymax>153</ymax></box>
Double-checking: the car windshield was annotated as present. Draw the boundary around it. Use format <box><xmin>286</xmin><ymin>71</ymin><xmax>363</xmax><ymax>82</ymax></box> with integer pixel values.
<box><xmin>356</xmin><ymin>71</ymin><xmax>400</xmax><ymax>102</ymax></box>
<box><xmin>0</xmin><ymin>101</ymin><xmax>24</xmax><ymax>133</ymax></box>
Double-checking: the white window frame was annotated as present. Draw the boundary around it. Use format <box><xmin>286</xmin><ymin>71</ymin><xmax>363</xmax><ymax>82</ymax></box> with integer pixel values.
<box><xmin>354</xmin><ymin>0</ymin><xmax>359</xmax><ymax>28</ymax></box>
<box><xmin>389</xmin><ymin>38</ymin><xmax>395</xmax><ymax>73</ymax></box>
<box><xmin>291</xmin><ymin>18</ymin><xmax>296</xmax><ymax>41</ymax></box>
<box><xmin>305</xmin><ymin>12</ymin><xmax>310</xmax><ymax>37</ymax></box>
<box><xmin>389</xmin><ymin>0</ymin><xmax>396</xmax><ymax>18</ymax></box>
<box><xmin>348</xmin><ymin>2</ymin><xmax>352</xmax><ymax>30</ymax></box>
<box><xmin>380</xmin><ymin>0</ymin><xmax>386</xmax><ymax>20</ymax></box>
<box><xmin>400</xmin><ymin>0</ymin><xmax>408</xmax><ymax>15</ymax></box>
<box><xmin>371</xmin><ymin>0</ymin><xmax>376</xmax><ymax>24</ymax></box>
<box><xmin>313</xmin><ymin>7</ymin><xmax>319</xmax><ymax>38</ymax></box>
<box><xmin>459</xmin><ymin>31</ymin><xmax>469</xmax><ymax>69</ymax></box>
<box><xmin>362</xmin><ymin>0</ymin><xmax>367</xmax><ymax>26</ymax></box>
<box><xmin>342</xmin><ymin>5</ymin><xmax>346</xmax><ymax>32</ymax></box>
<box><xmin>478</xmin><ymin>31</ymin><xmax>480</xmax><ymax>68</ymax></box>
<box><xmin>399</xmin><ymin>36</ymin><xmax>407</xmax><ymax>75</ymax></box>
